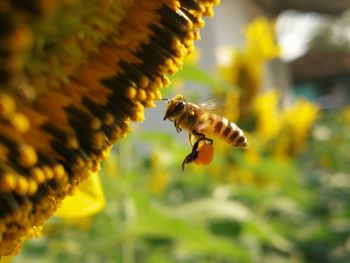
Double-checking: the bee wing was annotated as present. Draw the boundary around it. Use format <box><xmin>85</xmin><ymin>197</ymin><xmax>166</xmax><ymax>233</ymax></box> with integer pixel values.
<box><xmin>195</xmin><ymin>99</ymin><xmax>224</xmax><ymax>132</ymax></box>
<box><xmin>200</xmin><ymin>99</ymin><xmax>224</xmax><ymax>114</ymax></box>
<box><xmin>200</xmin><ymin>99</ymin><xmax>216</xmax><ymax>110</ymax></box>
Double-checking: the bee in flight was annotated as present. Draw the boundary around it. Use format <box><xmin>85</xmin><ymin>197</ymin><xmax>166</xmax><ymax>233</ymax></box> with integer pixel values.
<box><xmin>163</xmin><ymin>95</ymin><xmax>248</xmax><ymax>170</ymax></box>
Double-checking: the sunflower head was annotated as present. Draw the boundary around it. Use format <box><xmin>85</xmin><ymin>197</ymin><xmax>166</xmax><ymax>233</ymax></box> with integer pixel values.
<box><xmin>0</xmin><ymin>0</ymin><xmax>219</xmax><ymax>256</ymax></box>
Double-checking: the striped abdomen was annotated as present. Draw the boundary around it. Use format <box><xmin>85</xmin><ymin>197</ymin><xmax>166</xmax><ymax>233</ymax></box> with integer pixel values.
<box><xmin>203</xmin><ymin>114</ymin><xmax>248</xmax><ymax>148</ymax></box>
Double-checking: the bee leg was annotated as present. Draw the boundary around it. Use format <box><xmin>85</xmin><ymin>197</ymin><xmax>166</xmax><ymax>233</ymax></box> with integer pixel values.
<box><xmin>182</xmin><ymin>132</ymin><xmax>214</xmax><ymax>170</ymax></box>
<box><xmin>182</xmin><ymin>136</ymin><xmax>213</xmax><ymax>170</ymax></box>
<box><xmin>174</xmin><ymin>120</ymin><xmax>182</xmax><ymax>132</ymax></box>
<box><xmin>175</xmin><ymin>115</ymin><xmax>186</xmax><ymax>133</ymax></box>
<box><xmin>182</xmin><ymin>139</ymin><xmax>201</xmax><ymax>170</ymax></box>
<box><xmin>182</xmin><ymin>151</ymin><xmax>198</xmax><ymax>170</ymax></box>
<box><xmin>188</xmin><ymin>133</ymin><xmax>195</xmax><ymax>146</ymax></box>
<box><xmin>192</xmin><ymin>130</ymin><xmax>213</xmax><ymax>145</ymax></box>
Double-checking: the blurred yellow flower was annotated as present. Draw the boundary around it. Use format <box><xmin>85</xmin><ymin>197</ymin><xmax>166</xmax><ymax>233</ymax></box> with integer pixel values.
<box><xmin>250</xmin><ymin>91</ymin><xmax>318</xmax><ymax>158</ymax></box>
<box><xmin>282</xmin><ymin>99</ymin><xmax>319</xmax><ymax>154</ymax></box>
<box><xmin>223</xmin><ymin>92</ymin><xmax>241</xmax><ymax>124</ymax></box>
<box><xmin>341</xmin><ymin>106</ymin><xmax>350</xmax><ymax>123</ymax></box>
<box><xmin>244</xmin><ymin>148</ymin><xmax>261</xmax><ymax>165</ymax></box>
<box><xmin>244</xmin><ymin>17</ymin><xmax>281</xmax><ymax>61</ymax></box>
<box><xmin>148</xmin><ymin>171</ymin><xmax>170</xmax><ymax>197</ymax></box>
<box><xmin>272</xmin><ymin>133</ymin><xmax>292</xmax><ymax>160</ymax></box>
<box><xmin>217</xmin><ymin>17</ymin><xmax>281</xmax><ymax>118</ymax></box>
<box><xmin>253</xmin><ymin>89</ymin><xmax>281</xmax><ymax>140</ymax></box>
<box><xmin>237</xmin><ymin>170</ymin><xmax>255</xmax><ymax>186</ymax></box>
<box><xmin>147</xmin><ymin>147</ymin><xmax>173</xmax><ymax>196</ymax></box>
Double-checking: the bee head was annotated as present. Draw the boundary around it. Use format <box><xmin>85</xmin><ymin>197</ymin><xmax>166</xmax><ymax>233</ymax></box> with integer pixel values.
<box><xmin>163</xmin><ymin>95</ymin><xmax>186</xmax><ymax>121</ymax></box>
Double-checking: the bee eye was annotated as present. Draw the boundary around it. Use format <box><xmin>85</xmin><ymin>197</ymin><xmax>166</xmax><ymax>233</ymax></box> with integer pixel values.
<box><xmin>164</xmin><ymin>101</ymin><xmax>186</xmax><ymax>120</ymax></box>
<box><xmin>172</xmin><ymin>101</ymin><xmax>186</xmax><ymax>114</ymax></box>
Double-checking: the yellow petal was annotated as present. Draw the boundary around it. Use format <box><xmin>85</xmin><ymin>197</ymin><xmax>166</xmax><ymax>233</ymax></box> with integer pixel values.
<box><xmin>0</xmin><ymin>256</ymin><xmax>12</xmax><ymax>263</ymax></box>
<box><xmin>55</xmin><ymin>172</ymin><xmax>105</xmax><ymax>218</ymax></box>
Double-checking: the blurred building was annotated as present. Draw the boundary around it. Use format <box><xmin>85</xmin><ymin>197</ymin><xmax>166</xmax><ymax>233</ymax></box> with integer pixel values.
<box><xmin>254</xmin><ymin>0</ymin><xmax>350</xmax><ymax>15</ymax></box>
<box><xmin>255</xmin><ymin>0</ymin><xmax>350</xmax><ymax>108</ymax></box>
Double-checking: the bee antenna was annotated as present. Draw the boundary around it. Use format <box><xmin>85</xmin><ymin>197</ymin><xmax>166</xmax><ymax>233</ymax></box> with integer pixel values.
<box><xmin>161</xmin><ymin>98</ymin><xmax>169</xmax><ymax>102</ymax></box>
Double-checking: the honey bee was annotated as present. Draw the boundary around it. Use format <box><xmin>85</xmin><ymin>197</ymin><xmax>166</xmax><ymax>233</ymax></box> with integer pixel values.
<box><xmin>163</xmin><ymin>95</ymin><xmax>248</xmax><ymax>170</ymax></box>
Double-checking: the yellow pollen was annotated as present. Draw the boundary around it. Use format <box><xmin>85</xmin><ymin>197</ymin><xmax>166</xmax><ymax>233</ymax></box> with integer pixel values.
<box><xmin>100</xmin><ymin>148</ymin><xmax>110</xmax><ymax>159</ymax></box>
<box><xmin>144</xmin><ymin>101</ymin><xmax>156</xmax><ymax>108</ymax></box>
<box><xmin>139</xmin><ymin>76</ymin><xmax>150</xmax><ymax>88</ymax></box>
<box><xmin>132</xmin><ymin>102</ymin><xmax>145</xmax><ymax>121</ymax></box>
<box><xmin>30</xmin><ymin>168</ymin><xmax>46</xmax><ymax>184</ymax></box>
<box><xmin>0</xmin><ymin>145</ymin><xmax>9</xmax><ymax>162</ymax></box>
<box><xmin>0</xmin><ymin>93</ymin><xmax>16</xmax><ymax>117</ymax></box>
<box><xmin>92</xmin><ymin>132</ymin><xmax>105</xmax><ymax>150</ymax></box>
<box><xmin>66</xmin><ymin>136</ymin><xmax>79</xmax><ymax>149</ymax></box>
<box><xmin>18</xmin><ymin>145</ymin><xmax>38</xmax><ymax>168</ymax></box>
<box><xmin>9</xmin><ymin>113</ymin><xmax>30</xmax><ymax>133</ymax></box>
<box><xmin>154</xmin><ymin>90</ymin><xmax>162</xmax><ymax>100</ymax></box>
<box><xmin>73</xmin><ymin>157</ymin><xmax>86</xmax><ymax>170</ymax></box>
<box><xmin>125</xmin><ymin>86</ymin><xmax>137</xmax><ymax>99</ymax></box>
<box><xmin>16</xmin><ymin>177</ymin><xmax>29</xmax><ymax>196</ymax></box>
<box><xmin>0</xmin><ymin>172</ymin><xmax>16</xmax><ymax>192</ymax></box>
<box><xmin>147</xmin><ymin>92</ymin><xmax>155</xmax><ymax>100</ymax></box>
<box><xmin>27</xmin><ymin>179</ymin><xmax>38</xmax><ymax>196</ymax></box>
<box><xmin>42</xmin><ymin>166</ymin><xmax>54</xmax><ymax>181</ymax></box>
<box><xmin>104</xmin><ymin>113</ymin><xmax>114</xmax><ymax>126</ymax></box>
<box><xmin>136</xmin><ymin>89</ymin><xmax>147</xmax><ymax>101</ymax></box>
<box><xmin>90</xmin><ymin>118</ymin><xmax>102</xmax><ymax>130</ymax></box>
<box><xmin>53</xmin><ymin>164</ymin><xmax>66</xmax><ymax>180</ymax></box>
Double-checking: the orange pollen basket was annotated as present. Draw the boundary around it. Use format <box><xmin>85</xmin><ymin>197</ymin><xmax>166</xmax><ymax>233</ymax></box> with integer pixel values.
<box><xmin>194</xmin><ymin>143</ymin><xmax>214</xmax><ymax>165</ymax></box>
